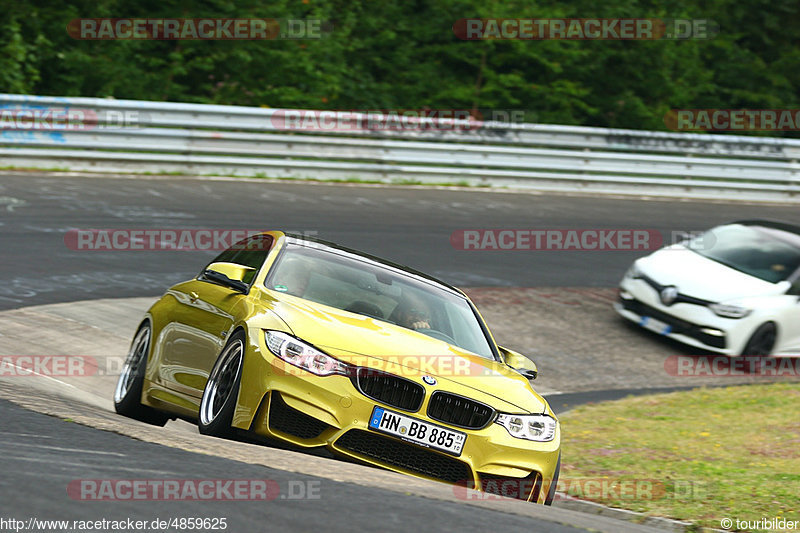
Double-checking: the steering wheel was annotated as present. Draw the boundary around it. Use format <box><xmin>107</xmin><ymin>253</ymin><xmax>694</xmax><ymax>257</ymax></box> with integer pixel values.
<box><xmin>414</xmin><ymin>328</ymin><xmax>456</xmax><ymax>345</ymax></box>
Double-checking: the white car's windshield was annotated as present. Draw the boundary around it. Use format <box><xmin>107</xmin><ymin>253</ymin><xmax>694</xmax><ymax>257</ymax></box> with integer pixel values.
<box><xmin>689</xmin><ymin>224</ymin><xmax>800</xmax><ymax>283</ymax></box>
<box><xmin>266</xmin><ymin>242</ymin><xmax>496</xmax><ymax>359</ymax></box>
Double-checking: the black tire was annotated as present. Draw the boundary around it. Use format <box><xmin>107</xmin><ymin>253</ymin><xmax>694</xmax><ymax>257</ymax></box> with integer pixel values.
<box><xmin>741</xmin><ymin>322</ymin><xmax>777</xmax><ymax>357</ymax></box>
<box><xmin>198</xmin><ymin>330</ymin><xmax>245</xmax><ymax>437</ymax></box>
<box><xmin>544</xmin><ymin>452</ymin><xmax>561</xmax><ymax>506</ymax></box>
<box><xmin>114</xmin><ymin>322</ymin><xmax>169</xmax><ymax>426</ymax></box>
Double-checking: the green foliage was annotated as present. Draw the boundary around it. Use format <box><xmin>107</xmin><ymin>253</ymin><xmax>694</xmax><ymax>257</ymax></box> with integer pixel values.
<box><xmin>2</xmin><ymin>0</ymin><xmax>798</xmax><ymax>133</ymax></box>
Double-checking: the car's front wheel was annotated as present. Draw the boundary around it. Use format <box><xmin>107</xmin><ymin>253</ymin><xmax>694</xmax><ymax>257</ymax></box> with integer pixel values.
<box><xmin>114</xmin><ymin>322</ymin><xmax>169</xmax><ymax>426</ymax></box>
<box><xmin>199</xmin><ymin>331</ymin><xmax>245</xmax><ymax>436</ymax></box>
<box><xmin>741</xmin><ymin>322</ymin><xmax>777</xmax><ymax>357</ymax></box>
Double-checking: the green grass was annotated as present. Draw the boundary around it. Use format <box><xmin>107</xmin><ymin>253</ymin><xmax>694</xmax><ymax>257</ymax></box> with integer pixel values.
<box><xmin>0</xmin><ymin>165</ymin><xmax>71</xmax><ymax>172</ymax></box>
<box><xmin>560</xmin><ymin>383</ymin><xmax>800</xmax><ymax>531</ymax></box>
<box><xmin>0</xmin><ymin>165</ymin><xmax>493</xmax><ymax>188</ymax></box>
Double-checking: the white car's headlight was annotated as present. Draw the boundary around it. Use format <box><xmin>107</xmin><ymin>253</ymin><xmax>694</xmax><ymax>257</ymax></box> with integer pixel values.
<box><xmin>265</xmin><ymin>330</ymin><xmax>351</xmax><ymax>377</ymax></box>
<box><xmin>495</xmin><ymin>413</ymin><xmax>557</xmax><ymax>442</ymax></box>
<box><xmin>709</xmin><ymin>303</ymin><xmax>752</xmax><ymax>319</ymax></box>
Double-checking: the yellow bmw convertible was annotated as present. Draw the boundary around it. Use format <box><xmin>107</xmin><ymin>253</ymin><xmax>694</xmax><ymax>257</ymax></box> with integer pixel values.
<box><xmin>114</xmin><ymin>231</ymin><xmax>561</xmax><ymax>503</ymax></box>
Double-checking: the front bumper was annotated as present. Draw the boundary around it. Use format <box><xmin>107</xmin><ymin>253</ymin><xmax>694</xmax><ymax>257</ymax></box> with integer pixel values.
<box><xmin>616</xmin><ymin>296</ymin><xmax>728</xmax><ymax>351</ymax></box>
<box><xmin>243</xmin><ymin>333</ymin><xmax>561</xmax><ymax>503</ymax></box>
<box><xmin>615</xmin><ymin>279</ymin><xmax>740</xmax><ymax>355</ymax></box>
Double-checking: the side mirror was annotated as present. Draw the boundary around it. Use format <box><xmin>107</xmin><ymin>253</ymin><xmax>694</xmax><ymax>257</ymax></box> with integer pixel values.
<box><xmin>203</xmin><ymin>262</ymin><xmax>254</xmax><ymax>293</ymax></box>
<box><xmin>779</xmin><ymin>280</ymin><xmax>800</xmax><ymax>298</ymax></box>
<box><xmin>790</xmin><ymin>283</ymin><xmax>800</xmax><ymax>297</ymax></box>
<box><xmin>498</xmin><ymin>345</ymin><xmax>538</xmax><ymax>380</ymax></box>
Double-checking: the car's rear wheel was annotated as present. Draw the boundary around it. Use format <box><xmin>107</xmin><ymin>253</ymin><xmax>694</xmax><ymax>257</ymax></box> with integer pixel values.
<box><xmin>199</xmin><ymin>331</ymin><xmax>245</xmax><ymax>436</ymax></box>
<box><xmin>741</xmin><ymin>322</ymin><xmax>777</xmax><ymax>357</ymax></box>
<box><xmin>114</xmin><ymin>322</ymin><xmax>169</xmax><ymax>426</ymax></box>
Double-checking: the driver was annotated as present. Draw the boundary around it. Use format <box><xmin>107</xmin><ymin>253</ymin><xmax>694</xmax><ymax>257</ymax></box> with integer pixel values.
<box><xmin>395</xmin><ymin>296</ymin><xmax>432</xmax><ymax>331</ymax></box>
<box><xmin>272</xmin><ymin>258</ymin><xmax>313</xmax><ymax>297</ymax></box>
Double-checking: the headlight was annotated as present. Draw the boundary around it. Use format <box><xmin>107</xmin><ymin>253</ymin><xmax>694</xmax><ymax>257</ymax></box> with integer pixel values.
<box><xmin>495</xmin><ymin>413</ymin><xmax>557</xmax><ymax>442</ymax></box>
<box><xmin>265</xmin><ymin>330</ymin><xmax>351</xmax><ymax>377</ymax></box>
<box><xmin>709</xmin><ymin>303</ymin><xmax>752</xmax><ymax>319</ymax></box>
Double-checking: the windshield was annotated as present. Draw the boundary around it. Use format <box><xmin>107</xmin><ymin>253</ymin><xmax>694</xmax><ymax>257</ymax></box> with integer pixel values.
<box><xmin>688</xmin><ymin>224</ymin><xmax>800</xmax><ymax>283</ymax></box>
<box><xmin>266</xmin><ymin>243</ymin><xmax>496</xmax><ymax>359</ymax></box>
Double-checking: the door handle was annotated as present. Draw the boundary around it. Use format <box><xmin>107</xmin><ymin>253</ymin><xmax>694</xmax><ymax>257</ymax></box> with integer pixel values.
<box><xmin>189</xmin><ymin>291</ymin><xmax>199</xmax><ymax>303</ymax></box>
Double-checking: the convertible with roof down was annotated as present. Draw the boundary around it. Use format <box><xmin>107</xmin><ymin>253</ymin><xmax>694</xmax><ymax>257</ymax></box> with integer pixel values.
<box><xmin>114</xmin><ymin>231</ymin><xmax>561</xmax><ymax>503</ymax></box>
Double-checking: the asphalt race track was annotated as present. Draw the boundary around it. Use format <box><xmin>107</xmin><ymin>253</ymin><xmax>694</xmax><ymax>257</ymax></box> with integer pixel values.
<box><xmin>0</xmin><ymin>399</ymin><xmax>603</xmax><ymax>533</ymax></box>
<box><xmin>2</xmin><ymin>171</ymin><xmax>799</xmax><ymax>531</ymax></box>
<box><xmin>2</xmin><ymin>173</ymin><xmax>798</xmax><ymax>310</ymax></box>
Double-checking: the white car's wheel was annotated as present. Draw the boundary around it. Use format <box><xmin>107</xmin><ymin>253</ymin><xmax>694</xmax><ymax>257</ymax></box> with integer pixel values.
<box><xmin>741</xmin><ymin>322</ymin><xmax>777</xmax><ymax>356</ymax></box>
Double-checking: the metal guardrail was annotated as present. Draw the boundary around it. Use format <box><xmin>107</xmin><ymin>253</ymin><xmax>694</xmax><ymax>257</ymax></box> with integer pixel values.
<box><xmin>1</xmin><ymin>93</ymin><xmax>799</xmax><ymax>201</ymax></box>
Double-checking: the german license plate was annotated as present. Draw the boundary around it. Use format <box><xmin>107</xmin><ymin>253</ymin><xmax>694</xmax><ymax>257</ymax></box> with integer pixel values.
<box><xmin>640</xmin><ymin>316</ymin><xmax>672</xmax><ymax>335</ymax></box>
<box><xmin>368</xmin><ymin>406</ymin><xmax>466</xmax><ymax>456</ymax></box>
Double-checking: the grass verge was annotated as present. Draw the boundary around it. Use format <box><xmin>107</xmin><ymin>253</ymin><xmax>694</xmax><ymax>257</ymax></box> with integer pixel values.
<box><xmin>559</xmin><ymin>383</ymin><xmax>800</xmax><ymax>531</ymax></box>
<box><xmin>0</xmin><ymin>167</ymin><xmax>490</xmax><ymax>188</ymax></box>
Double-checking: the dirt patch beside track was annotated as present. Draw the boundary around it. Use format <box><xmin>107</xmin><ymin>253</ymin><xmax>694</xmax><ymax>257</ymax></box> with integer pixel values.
<box><xmin>466</xmin><ymin>287</ymin><xmax>799</xmax><ymax>393</ymax></box>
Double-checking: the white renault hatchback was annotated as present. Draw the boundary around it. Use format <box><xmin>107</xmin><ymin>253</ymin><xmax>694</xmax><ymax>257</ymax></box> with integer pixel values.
<box><xmin>615</xmin><ymin>220</ymin><xmax>800</xmax><ymax>357</ymax></box>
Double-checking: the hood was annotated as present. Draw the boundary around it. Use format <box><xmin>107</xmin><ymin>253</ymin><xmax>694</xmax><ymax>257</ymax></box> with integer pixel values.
<box><xmin>640</xmin><ymin>245</ymin><xmax>782</xmax><ymax>302</ymax></box>
<box><xmin>263</xmin><ymin>291</ymin><xmax>546</xmax><ymax>414</ymax></box>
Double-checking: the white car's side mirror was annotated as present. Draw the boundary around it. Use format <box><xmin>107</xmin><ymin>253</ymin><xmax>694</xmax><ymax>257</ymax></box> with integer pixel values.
<box><xmin>778</xmin><ymin>280</ymin><xmax>800</xmax><ymax>296</ymax></box>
